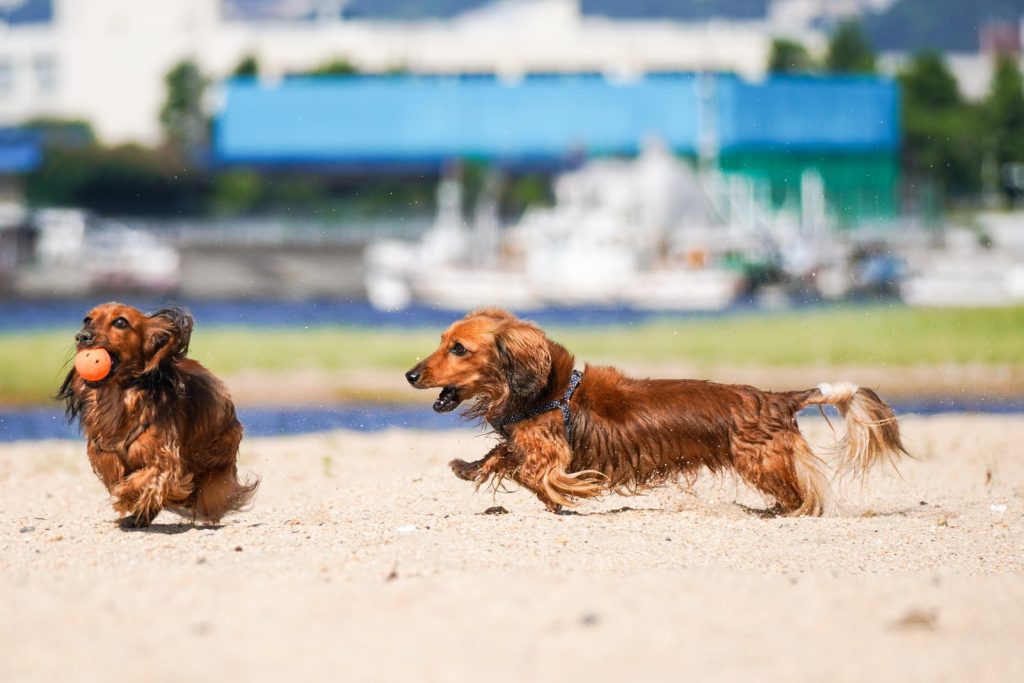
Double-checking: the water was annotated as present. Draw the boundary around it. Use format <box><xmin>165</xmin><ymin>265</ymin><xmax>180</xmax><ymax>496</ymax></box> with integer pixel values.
<box><xmin>1</xmin><ymin>296</ymin><xmax>813</xmax><ymax>332</ymax></box>
<box><xmin>3</xmin><ymin>398</ymin><xmax>1022</xmax><ymax>443</ymax></box>
<box><xmin>0</xmin><ymin>404</ymin><xmax>472</xmax><ymax>442</ymax></box>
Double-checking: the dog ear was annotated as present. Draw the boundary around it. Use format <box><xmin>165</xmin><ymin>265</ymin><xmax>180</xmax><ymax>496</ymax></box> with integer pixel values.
<box><xmin>142</xmin><ymin>307</ymin><xmax>194</xmax><ymax>374</ymax></box>
<box><xmin>495</xmin><ymin>321</ymin><xmax>552</xmax><ymax>402</ymax></box>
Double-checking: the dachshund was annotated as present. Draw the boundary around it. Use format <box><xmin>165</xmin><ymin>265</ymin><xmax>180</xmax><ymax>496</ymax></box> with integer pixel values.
<box><xmin>57</xmin><ymin>302</ymin><xmax>258</xmax><ymax>527</ymax></box>
<box><xmin>405</xmin><ymin>308</ymin><xmax>907</xmax><ymax>516</ymax></box>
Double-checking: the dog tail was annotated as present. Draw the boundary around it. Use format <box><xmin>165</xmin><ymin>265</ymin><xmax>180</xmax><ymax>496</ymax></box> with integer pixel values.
<box><xmin>194</xmin><ymin>466</ymin><xmax>260</xmax><ymax>524</ymax></box>
<box><xmin>798</xmin><ymin>381</ymin><xmax>908</xmax><ymax>476</ymax></box>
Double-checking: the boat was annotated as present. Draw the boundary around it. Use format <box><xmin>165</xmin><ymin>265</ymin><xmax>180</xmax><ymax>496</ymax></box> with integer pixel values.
<box><xmin>364</xmin><ymin>141</ymin><xmax>760</xmax><ymax>311</ymax></box>
<box><xmin>0</xmin><ymin>208</ymin><xmax>181</xmax><ymax>297</ymax></box>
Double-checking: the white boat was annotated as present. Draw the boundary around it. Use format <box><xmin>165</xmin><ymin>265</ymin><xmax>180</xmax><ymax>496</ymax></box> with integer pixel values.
<box><xmin>6</xmin><ymin>209</ymin><xmax>181</xmax><ymax>296</ymax></box>
<box><xmin>363</xmin><ymin>141</ymin><xmax>765</xmax><ymax>311</ymax></box>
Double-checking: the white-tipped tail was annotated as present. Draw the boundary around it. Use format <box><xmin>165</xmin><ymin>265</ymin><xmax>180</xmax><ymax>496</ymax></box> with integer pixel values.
<box><xmin>805</xmin><ymin>382</ymin><xmax>907</xmax><ymax>476</ymax></box>
<box><xmin>816</xmin><ymin>381</ymin><xmax>859</xmax><ymax>403</ymax></box>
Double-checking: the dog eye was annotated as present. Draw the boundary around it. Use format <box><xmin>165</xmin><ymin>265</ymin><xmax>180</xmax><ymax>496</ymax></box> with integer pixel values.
<box><xmin>450</xmin><ymin>342</ymin><xmax>467</xmax><ymax>356</ymax></box>
<box><xmin>82</xmin><ymin>317</ymin><xmax>91</xmax><ymax>325</ymax></box>
<box><xmin>112</xmin><ymin>317</ymin><xmax>129</xmax><ymax>330</ymax></box>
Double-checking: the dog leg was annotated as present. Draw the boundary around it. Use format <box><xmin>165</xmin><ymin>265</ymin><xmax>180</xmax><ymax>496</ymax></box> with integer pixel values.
<box><xmin>111</xmin><ymin>467</ymin><xmax>164</xmax><ymax>526</ymax></box>
<box><xmin>509</xmin><ymin>436</ymin><xmax>605</xmax><ymax>513</ymax></box>
<box><xmin>449</xmin><ymin>445</ymin><xmax>509</xmax><ymax>482</ymax></box>
<box><xmin>733</xmin><ymin>431</ymin><xmax>828</xmax><ymax>516</ymax></box>
<box><xmin>111</xmin><ymin>466</ymin><xmax>193</xmax><ymax>527</ymax></box>
<box><xmin>87</xmin><ymin>448</ymin><xmax>125</xmax><ymax>492</ymax></box>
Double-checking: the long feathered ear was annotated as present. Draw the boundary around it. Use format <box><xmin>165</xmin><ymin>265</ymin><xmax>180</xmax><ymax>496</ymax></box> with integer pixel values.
<box><xmin>142</xmin><ymin>307</ymin><xmax>194</xmax><ymax>374</ymax></box>
<box><xmin>56</xmin><ymin>366</ymin><xmax>85</xmax><ymax>422</ymax></box>
<box><xmin>495</xmin><ymin>320</ymin><xmax>552</xmax><ymax>404</ymax></box>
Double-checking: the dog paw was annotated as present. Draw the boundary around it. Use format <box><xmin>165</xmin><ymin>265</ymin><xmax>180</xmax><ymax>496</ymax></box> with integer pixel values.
<box><xmin>449</xmin><ymin>459</ymin><xmax>479</xmax><ymax>481</ymax></box>
<box><xmin>117</xmin><ymin>514</ymin><xmax>152</xmax><ymax>529</ymax></box>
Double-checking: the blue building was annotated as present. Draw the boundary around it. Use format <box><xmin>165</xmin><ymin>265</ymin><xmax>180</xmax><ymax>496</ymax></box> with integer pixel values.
<box><xmin>0</xmin><ymin>128</ymin><xmax>42</xmax><ymax>175</ymax></box>
<box><xmin>213</xmin><ymin>73</ymin><xmax>901</xmax><ymax>221</ymax></box>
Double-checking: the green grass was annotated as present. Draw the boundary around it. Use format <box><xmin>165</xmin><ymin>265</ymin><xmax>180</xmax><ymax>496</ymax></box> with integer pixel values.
<box><xmin>5</xmin><ymin>306</ymin><xmax>1023</xmax><ymax>405</ymax></box>
<box><xmin>558</xmin><ymin>306</ymin><xmax>1024</xmax><ymax>367</ymax></box>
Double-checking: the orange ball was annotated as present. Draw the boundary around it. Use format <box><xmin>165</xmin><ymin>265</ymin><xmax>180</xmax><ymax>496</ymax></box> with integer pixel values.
<box><xmin>75</xmin><ymin>348</ymin><xmax>112</xmax><ymax>382</ymax></box>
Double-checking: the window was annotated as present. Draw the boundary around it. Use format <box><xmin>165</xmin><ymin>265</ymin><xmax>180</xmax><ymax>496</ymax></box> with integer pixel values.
<box><xmin>0</xmin><ymin>59</ymin><xmax>13</xmax><ymax>99</ymax></box>
<box><xmin>33</xmin><ymin>54</ymin><xmax>56</xmax><ymax>97</ymax></box>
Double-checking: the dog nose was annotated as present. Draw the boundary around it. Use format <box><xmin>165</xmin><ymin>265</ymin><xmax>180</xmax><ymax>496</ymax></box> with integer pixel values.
<box><xmin>405</xmin><ymin>369</ymin><xmax>421</xmax><ymax>385</ymax></box>
<box><xmin>75</xmin><ymin>331</ymin><xmax>93</xmax><ymax>345</ymax></box>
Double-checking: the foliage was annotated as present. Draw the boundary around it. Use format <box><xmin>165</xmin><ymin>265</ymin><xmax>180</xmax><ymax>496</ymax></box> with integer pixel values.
<box><xmin>23</xmin><ymin>145</ymin><xmax>210</xmax><ymax>215</ymax></box>
<box><xmin>209</xmin><ymin>169</ymin><xmax>262</xmax><ymax>215</ymax></box>
<box><xmin>898</xmin><ymin>53</ymin><xmax>984</xmax><ymax>199</ymax></box>
<box><xmin>899</xmin><ymin>52</ymin><xmax>961</xmax><ymax>109</ymax></box>
<box><xmin>767</xmin><ymin>39</ymin><xmax>817</xmax><ymax>74</ymax></box>
<box><xmin>159</xmin><ymin>60</ymin><xmax>209</xmax><ymax>153</ymax></box>
<box><xmin>305</xmin><ymin>58</ymin><xmax>359</xmax><ymax>76</ymax></box>
<box><xmin>504</xmin><ymin>174</ymin><xmax>554</xmax><ymax>214</ymax></box>
<box><xmin>986</xmin><ymin>55</ymin><xmax>1024</xmax><ymax>200</ymax></box>
<box><xmin>825</xmin><ymin>20</ymin><xmax>876</xmax><ymax>74</ymax></box>
<box><xmin>233</xmin><ymin>54</ymin><xmax>260</xmax><ymax>78</ymax></box>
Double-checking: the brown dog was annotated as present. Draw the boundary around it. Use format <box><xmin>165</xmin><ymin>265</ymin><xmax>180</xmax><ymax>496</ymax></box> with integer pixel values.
<box><xmin>58</xmin><ymin>302</ymin><xmax>257</xmax><ymax>527</ymax></box>
<box><xmin>406</xmin><ymin>308</ymin><xmax>906</xmax><ymax>515</ymax></box>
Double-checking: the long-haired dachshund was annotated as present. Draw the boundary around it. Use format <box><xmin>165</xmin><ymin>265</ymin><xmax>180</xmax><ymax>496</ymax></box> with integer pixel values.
<box><xmin>406</xmin><ymin>308</ymin><xmax>907</xmax><ymax>516</ymax></box>
<box><xmin>58</xmin><ymin>302</ymin><xmax>258</xmax><ymax>527</ymax></box>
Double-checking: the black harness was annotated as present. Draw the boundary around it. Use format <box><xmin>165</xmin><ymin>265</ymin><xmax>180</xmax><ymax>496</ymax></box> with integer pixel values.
<box><xmin>495</xmin><ymin>369</ymin><xmax>584</xmax><ymax>441</ymax></box>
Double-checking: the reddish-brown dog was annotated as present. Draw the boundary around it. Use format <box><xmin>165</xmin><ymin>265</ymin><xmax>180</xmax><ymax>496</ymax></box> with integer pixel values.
<box><xmin>58</xmin><ymin>302</ymin><xmax>257</xmax><ymax>527</ymax></box>
<box><xmin>406</xmin><ymin>308</ymin><xmax>906</xmax><ymax>515</ymax></box>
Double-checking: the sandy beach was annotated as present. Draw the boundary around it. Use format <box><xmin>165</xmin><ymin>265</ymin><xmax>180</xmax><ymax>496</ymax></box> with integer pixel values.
<box><xmin>2</xmin><ymin>414</ymin><xmax>1022</xmax><ymax>682</ymax></box>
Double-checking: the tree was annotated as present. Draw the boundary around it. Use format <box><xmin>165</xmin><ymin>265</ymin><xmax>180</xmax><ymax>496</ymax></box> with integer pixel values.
<box><xmin>825</xmin><ymin>20</ymin><xmax>876</xmax><ymax>74</ymax></box>
<box><xmin>233</xmin><ymin>54</ymin><xmax>260</xmax><ymax>78</ymax></box>
<box><xmin>159</xmin><ymin>60</ymin><xmax>208</xmax><ymax>154</ymax></box>
<box><xmin>24</xmin><ymin>145</ymin><xmax>210</xmax><ymax>215</ymax></box>
<box><xmin>987</xmin><ymin>56</ymin><xmax>1024</xmax><ymax>163</ymax></box>
<box><xmin>898</xmin><ymin>52</ymin><xmax>983</xmax><ymax>198</ymax></box>
<box><xmin>307</xmin><ymin>58</ymin><xmax>359</xmax><ymax>76</ymax></box>
<box><xmin>986</xmin><ymin>55</ymin><xmax>1024</xmax><ymax>200</ymax></box>
<box><xmin>898</xmin><ymin>52</ymin><xmax>960</xmax><ymax>109</ymax></box>
<box><xmin>767</xmin><ymin>38</ymin><xmax>816</xmax><ymax>74</ymax></box>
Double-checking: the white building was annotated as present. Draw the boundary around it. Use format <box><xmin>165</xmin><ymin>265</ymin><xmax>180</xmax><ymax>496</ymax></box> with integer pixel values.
<box><xmin>0</xmin><ymin>0</ymin><xmax>823</xmax><ymax>145</ymax></box>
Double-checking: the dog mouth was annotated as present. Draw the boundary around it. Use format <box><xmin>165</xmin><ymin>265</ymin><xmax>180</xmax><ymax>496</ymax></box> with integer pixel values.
<box><xmin>433</xmin><ymin>386</ymin><xmax>462</xmax><ymax>413</ymax></box>
<box><xmin>82</xmin><ymin>348</ymin><xmax>121</xmax><ymax>385</ymax></box>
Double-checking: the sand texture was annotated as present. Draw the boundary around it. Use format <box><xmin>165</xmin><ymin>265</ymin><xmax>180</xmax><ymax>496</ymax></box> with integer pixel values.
<box><xmin>1</xmin><ymin>414</ymin><xmax>1023</xmax><ymax>682</ymax></box>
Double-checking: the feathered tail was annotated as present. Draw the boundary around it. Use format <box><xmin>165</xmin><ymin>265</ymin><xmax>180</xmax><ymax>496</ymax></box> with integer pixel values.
<box><xmin>800</xmin><ymin>381</ymin><xmax>908</xmax><ymax>476</ymax></box>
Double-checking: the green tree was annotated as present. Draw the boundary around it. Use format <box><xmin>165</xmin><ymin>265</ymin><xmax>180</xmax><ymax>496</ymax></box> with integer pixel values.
<box><xmin>986</xmin><ymin>55</ymin><xmax>1024</xmax><ymax>174</ymax></box>
<box><xmin>159</xmin><ymin>60</ymin><xmax>208</xmax><ymax>154</ymax></box>
<box><xmin>898</xmin><ymin>52</ymin><xmax>983</xmax><ymax>198</ymax></box>
<box><xmin>232</xmin><ymin>54</ymin><xmax>260</xmax><ymax>78</ymax></box>
<box><xmin>767</xmin><ymin>38</ymin><xmax>817</xmax><ymax>74</ymax></box>
<box><xmin>24</xmin><ymin>145</ymin><xmax>210</xmax><ymax>215</ymax></box>
<box><xmin>210</xmin><ymin>169</ymin><xmax>261</xmax><ymax>215</ymax></box>
<box><xmin>899</xmin><ymin>51</ymin><xmax>960</xmax><ymax>108</ymax></box>
<box><xmin>307</xmin><ymin>57</ymin><xmax>359</xmax><ymax>76</ymax></box>
<box><xmin>825</xmin><ymin>20</ymin><xmax>876</xmax><ymax>73</ymax></box>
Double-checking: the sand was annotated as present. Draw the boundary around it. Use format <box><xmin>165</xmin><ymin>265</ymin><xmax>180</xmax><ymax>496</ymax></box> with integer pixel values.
<box><xmin>1</xmin><ymin>414</ymin><xmax>1023</xmax><ymax>682</ymax></box>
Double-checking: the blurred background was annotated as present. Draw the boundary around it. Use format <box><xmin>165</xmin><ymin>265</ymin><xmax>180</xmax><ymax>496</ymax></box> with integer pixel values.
<box><xmin>1</xmin><ymin>0</ymin><xmax>1023</xmax><ymax>437</ymax></box>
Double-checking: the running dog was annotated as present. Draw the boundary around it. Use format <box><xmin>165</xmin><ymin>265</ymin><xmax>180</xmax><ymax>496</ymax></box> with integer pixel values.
<box><xmin>405</xmin><ymin>308</ymin><xmax>906</xmax><ymax>515</ymax></box>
